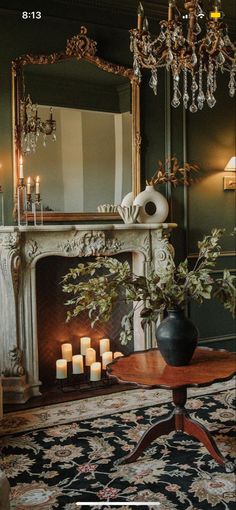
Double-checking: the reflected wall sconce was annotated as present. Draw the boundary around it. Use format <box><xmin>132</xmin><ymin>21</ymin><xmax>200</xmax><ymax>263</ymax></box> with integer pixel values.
<box><xmin>223</xmin><ymin>157</ymin><xmax>236</xmax><ymax>190</ymax></box>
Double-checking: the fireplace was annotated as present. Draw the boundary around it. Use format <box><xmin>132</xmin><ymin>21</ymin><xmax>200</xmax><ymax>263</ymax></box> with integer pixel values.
<box><xmin>0</xmin><ymin>223</ymin><xmax>176</xmax><ymax>402</ymax></box>
<box><xmin>36</xmin><ymin>253</ymin><xmax>133</xmax><ymax>386</ymax></box>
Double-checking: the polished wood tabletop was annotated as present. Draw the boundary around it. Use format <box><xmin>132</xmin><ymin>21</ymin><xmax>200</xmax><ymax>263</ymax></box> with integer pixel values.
<box><xmin>107</xmin><ymin>347</ymin><xmax>236</xmax><ymax>389</ymax></box>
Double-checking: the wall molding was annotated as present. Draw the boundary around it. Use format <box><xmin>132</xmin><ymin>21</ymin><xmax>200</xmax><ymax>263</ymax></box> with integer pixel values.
<box><xmin>199</xmin><ymin>333</ymin><xmax>236</xmax><ymax>346</ymax></box>
<box><xmin>188</xmin><ymin>251</ymin><xmax>236</xmax><ymax>259</ymax></box>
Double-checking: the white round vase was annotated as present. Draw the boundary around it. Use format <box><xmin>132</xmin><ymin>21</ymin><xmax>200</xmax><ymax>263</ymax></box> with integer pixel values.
<box><xmin>121</xmin><ymin>191</ymin><xmax>134</xmax><ymax>207</ymax></box>
<box><xmin>133</xmin><ymin>185</ymin><xmax>169</xmax><ymax>224</ymax></box>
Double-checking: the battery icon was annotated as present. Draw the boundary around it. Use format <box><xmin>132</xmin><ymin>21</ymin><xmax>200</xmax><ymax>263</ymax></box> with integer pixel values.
<box><xmin>210</xmin><ymin>11</ymin><xmax>221</xmax><ymax>18</ymax></box>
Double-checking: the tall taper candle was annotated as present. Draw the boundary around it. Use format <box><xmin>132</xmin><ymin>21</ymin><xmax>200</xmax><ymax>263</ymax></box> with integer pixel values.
<box><xmin>27</xmin><ymin>177</ymin><xmax>31</xmax><ymax>195</ymax></box>
<box><xmin>35</xmin><ymin>175</ymin><xmax>40</xmax><ymax>194</ymax></box>
<box><xmin>56</xmin><ymin>359</ymin><xmax>67</xmax><ymax>379</ymax></box>
<box><xmin>80</xmin><ymin>337</ymin><xmax>91</xmax><ymax>355</ymax></box>
<box><xmin>19</xmin><ymin>156</ymin><xmax>23</xmax><ymax>179</ymax></box>
<box><xmin>61</xmin><ymin>343</ymin><xmax>72</xmax><ymax>362</ymax></box>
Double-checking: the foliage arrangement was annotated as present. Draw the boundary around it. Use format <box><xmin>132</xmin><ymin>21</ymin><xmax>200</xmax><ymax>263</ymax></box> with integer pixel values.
<box><xmin>147</xmin><ymin>156</ymin><xmax>199</xmax><ymax>186</ymax></box>
<box><xmin>62</xmin><ymin>229</ymin><xmax>235</xmax><ymax>345</ymax></box>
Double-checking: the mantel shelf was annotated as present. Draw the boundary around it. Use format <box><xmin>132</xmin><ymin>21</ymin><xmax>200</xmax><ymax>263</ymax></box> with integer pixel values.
<box><xmin>0</xmin><ymin>223</ymin><xmax>177</xmax><ymax>233</ymax></box>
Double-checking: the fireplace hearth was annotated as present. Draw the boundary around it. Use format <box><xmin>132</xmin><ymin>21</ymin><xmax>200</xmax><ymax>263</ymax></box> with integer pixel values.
<box><xmin>36</xmin><ymin>253</ymin><xmax>133</xmax><ymax>387</ymax></box>
<box><xmin>0</xmin><ymin>223</ymin><xmax>176</xmax><ymax>403</ymax></box>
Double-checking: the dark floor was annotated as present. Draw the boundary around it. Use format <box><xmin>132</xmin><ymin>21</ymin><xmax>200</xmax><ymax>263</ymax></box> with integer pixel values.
<box><xmin>3</xmin><ymin>381</ymin><xmax>135</xmax><ymax>413</ymax></box>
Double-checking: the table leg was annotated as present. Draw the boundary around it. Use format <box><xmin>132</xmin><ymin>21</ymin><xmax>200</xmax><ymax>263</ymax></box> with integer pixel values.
<box><xmin>118</xmin><ymin>386</ymin><xmax>235</xmax><ymax>472</ymax></box>
<box><xmin>183</xmin><ymin>413</ymin><xmax>235</xmax><ymax>473</ymax></box>
<box><xmin>118</xmin><ymin>410</ymin><xmax>175</xmax><ymax>464</ymax></box>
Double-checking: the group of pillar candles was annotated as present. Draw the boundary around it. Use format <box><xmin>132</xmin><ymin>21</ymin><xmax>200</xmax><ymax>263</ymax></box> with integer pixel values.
<box><xmin>56</xmin><ymin>337</ymin><xmax>123</xmax><ymax>382</ymax></box>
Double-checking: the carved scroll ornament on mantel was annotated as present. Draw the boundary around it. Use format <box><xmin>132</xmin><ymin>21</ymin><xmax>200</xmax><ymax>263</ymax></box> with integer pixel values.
<box><xmin>58</xmin><ymin>231</ymin><xmax>122</xmax><ymax>257</ymax></box>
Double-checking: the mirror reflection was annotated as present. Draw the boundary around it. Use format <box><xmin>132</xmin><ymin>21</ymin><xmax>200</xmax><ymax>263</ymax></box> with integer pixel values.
<box><xmin>22</xmin><ymin>60</ymin><xmax>132</xmax><ymax>213</ymax></box>
<box><xmin>13</xmin><ymin>27</ymin><xmax>140</xmax><ymax>221</ymax></box>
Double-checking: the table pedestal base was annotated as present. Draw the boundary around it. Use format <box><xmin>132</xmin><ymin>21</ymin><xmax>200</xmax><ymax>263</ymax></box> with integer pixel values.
<box><xmin>120</xmin><ymin>388</ymin><xmax>234</xmax><ymax>472</ymax></box>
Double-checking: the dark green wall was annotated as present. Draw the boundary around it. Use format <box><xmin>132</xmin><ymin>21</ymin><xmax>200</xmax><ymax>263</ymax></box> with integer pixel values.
<box><xmin>0</xmin><ymin>1</ymin><xmax>235</xmax><ymax>349</ymax></box>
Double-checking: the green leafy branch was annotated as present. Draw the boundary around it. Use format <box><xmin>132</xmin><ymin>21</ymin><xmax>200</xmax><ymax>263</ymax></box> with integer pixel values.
<box><xmin>61</xmin><ymin>229</ymin><xmax>235</xmax><ymax>344</ymax></box>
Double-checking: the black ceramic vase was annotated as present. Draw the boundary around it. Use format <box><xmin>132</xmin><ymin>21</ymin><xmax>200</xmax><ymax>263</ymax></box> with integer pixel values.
<box><xmin>155</xmin><ymin>309</ymin><xmax>199</xmax><ymax>366</ymax></box>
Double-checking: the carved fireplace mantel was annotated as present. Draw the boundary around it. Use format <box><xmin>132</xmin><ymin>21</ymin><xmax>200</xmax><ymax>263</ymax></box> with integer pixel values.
<box><xmin>0</xmin><ymin>223</ymin><xmax>177</xmax><ymax>402</ymax></box>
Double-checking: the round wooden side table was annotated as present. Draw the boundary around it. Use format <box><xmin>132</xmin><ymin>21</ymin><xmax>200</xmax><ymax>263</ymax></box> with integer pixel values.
<box><xmin>107</xmin><ymin>347</ymin><xmax>236</xmax><ymax>472</ymax></box>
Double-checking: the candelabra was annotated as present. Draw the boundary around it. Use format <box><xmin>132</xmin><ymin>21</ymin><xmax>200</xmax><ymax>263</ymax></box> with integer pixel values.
<box><xmin>32</xmin><ymin>193</ymin><xmax>43</xmax><ymax>226</ymax></box>
<box><xmin>56</xmin><ymin>341</ymin><xmax>123</xmax><ymax>392</ymax></box>
<box><xmin>20</xmin><ymin>94</ymin><xmax>56</xmax><ymax>154</ymax></box>
<box><xmin>130</xmin><ymin>0</ymin><xmax>236</xmax><ymax>112</ymax></box>
<box><xmin>56</xmin><ymin>361</ymin><xmax>112</xmax><ymax>393</ymax></box>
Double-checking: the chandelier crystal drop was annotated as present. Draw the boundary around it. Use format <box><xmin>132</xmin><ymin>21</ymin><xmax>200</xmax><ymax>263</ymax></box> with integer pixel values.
<box><xmin>20</xmin><ymin>95</ymin><xmax>57</xmax><ymax>154</ymax></box>
<box><xmin>130</xmin><ymin>0</ymin><xmax>236</xmax><ymax>112</ymax></box>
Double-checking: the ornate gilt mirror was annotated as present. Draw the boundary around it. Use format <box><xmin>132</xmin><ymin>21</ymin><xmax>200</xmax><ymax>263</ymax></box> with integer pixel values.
<box><xmin>12</xmin><ymin>26</ymin><xmax>140</xmax><ymax>222</ymax></box>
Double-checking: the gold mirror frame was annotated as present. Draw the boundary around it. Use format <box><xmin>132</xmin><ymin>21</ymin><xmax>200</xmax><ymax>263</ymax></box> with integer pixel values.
<box><xmin>12</xmin><ymin>26</ymin><xmax>140</xmax><ymax>222</ymax></box>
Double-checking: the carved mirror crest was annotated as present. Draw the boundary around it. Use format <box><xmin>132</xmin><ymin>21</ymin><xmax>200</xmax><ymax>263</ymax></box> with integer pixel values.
<box><xmin>12</xmin><ymin>26</ymin><xmax>141</xmax><ymax>222</ymax></box>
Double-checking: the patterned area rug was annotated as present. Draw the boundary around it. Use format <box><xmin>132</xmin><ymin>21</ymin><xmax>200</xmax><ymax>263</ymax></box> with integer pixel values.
<box><xmin>0</xmin><ymin>382</ymin><xmax>235</xmax><ymax>510</ymax></box>
<box><xmin>0</xmin><ymin>379</ymin><xmax>235</xmax><ymax>436</ymax></box>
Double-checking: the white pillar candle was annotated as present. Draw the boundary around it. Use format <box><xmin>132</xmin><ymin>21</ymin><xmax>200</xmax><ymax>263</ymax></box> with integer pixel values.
<box><xmin>80</xmin><ymin>337</ymin><xmax>91</xmax><ymax>355</ymax></box>
<box><xmin>35</xmin><ymin>175</ymin><xmax>40</xmax><ymax>194</ymax></box>
<box><xmin>90</xmin><ymin>362</ymin><xmax>101</xmax><ymax>381</ymax></box>
<box><xmin>99</xmin><ymin>338</ymin><xmax>110</xmax><ymax>356</ymax></box>
<box><xmin>102</xmin><ymin>351</ymin><xmax>113</xmax><ymax>369</ymax></box>
<box><xmin>19</xmin><ymin>156</ymin><xmax>23</xmax><ymax>179</ymax></box>
<box><xmin>85</xmin><ymin>347</ymin><xmax>96</xmax><ymax>366</ymax></box>
<box><xmin>114</xmin><ymin>352</ymin><xmax>124</xmax><ymax>359</ymax></box>
<box><xmin>56</xmin><ymin>359</ymin><xmax>67</xmax><ymax>379</ymax></box>
<box><xmin>72</xmin><ymin>354</ymin><xmax>84</xmax><ymax>374</ymax></box>
<box><xmin>61</xmin><ymin>343</ymin><xmax>72</xmax><ymax>361</ymax></box>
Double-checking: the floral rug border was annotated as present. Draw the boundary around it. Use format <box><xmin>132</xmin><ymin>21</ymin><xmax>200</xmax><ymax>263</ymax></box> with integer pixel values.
<box><xmin>0</xmin><ymin>378</ymin><xmax>235</xmax><ymax>437</ymax></box>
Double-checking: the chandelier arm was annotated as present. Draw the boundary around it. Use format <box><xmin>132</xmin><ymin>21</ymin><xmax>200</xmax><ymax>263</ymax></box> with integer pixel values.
<box><xmin>184</xmin><ymin>0</ymin><xmax>198</xmax><ymax>45</ymax></box>
<box><xmin>220</xmin><ymin>49</ymin><xmax>236</xmax><ymax>64</ymax></box>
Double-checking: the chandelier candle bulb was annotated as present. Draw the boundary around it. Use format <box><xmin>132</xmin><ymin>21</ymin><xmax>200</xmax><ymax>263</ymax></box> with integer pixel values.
<box><xmin>72</xmin><ymin>354</ymin><xmax>84</xmax><ymax>374</ymax></box>
<box><xmin>168</xmin><ymin>0</ymin><xmax>174</xmax><ymax>21</ymax></box>
<box><xmin>114</xmin><ymin>352</ymin><xmax>124</xmax><ymax>359</ymax></box>
<box><xmin>85</xmin><ymin>347</ymin><xmax>96</xmax><ymax>367</ymax></box>
<box><xmin>102</xmin><ymin>351</ymin><xmax>113</xmax><ymax>369</ymax></box>
<box><xmin>90</xmin><ymin>362</ymin><xmax>102</xmax><ymax>381</ymax></box>
<box><xmin>61</xmin><ymin>343</ymin><xmax>73</xmax><ymax>362</ymax></box>
<box><xmin>56</xmin><ymin>359</ymin><xmax>67</xmax><ymax>379</ymax></box>
<box><xmin>137</xmin><ymin>2</ymin><xmax>144</xmax><ymax>30</ymax></box>
<box><xmin>99</xmin><ymin>338</ymin><xmax>110</xmax><ymax>356</ymax></box>
<box><xmin>80</xmin><ymin>337</ymin><xmax>91</xmax><ymax>355</ymax></box>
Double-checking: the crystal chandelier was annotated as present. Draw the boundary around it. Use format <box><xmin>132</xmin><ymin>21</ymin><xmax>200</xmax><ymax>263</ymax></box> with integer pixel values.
<box><xmin>130</xmin><ymin>0</ymin><xmax>236</xmax><ymax>111</ymax></box>
<box><xmin>20</xmin><ymin>94</ymin><xmax>56</xmax><ymax>154</ymax></box>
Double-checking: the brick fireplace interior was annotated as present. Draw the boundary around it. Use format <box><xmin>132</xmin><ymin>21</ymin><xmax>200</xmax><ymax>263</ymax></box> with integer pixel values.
<box><xmin>36</xmin><ymin>253</ymin><xmax>133</xmax><ymax>387</ymax></box>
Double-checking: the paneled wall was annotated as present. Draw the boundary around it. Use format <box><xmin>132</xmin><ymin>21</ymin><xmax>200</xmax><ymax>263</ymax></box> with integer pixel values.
<box><xmin>0</xmin><ymin>0</ymin><xmax>235</xmax><ymax>348</ymax></box>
